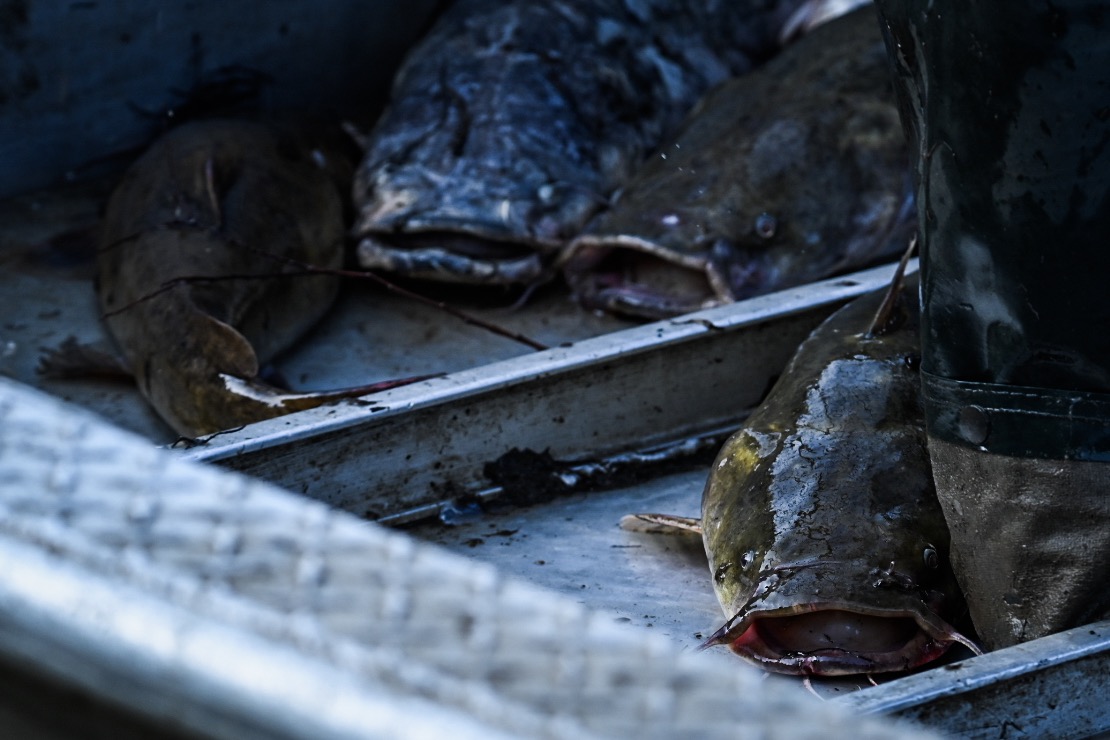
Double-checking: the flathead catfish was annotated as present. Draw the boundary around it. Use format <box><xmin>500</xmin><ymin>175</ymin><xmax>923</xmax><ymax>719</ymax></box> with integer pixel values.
<box><xmin>96</xmin><ymin>119</ymin><xmax>420</xmax><ymax>437</ymax></box>
<box><xmin>626</xmin><ymin>265</ymin><xmax>980</xmax><ymax>676</ymax></box>
<box><xmin>564</xmin><ymin>7</ymin><xmax>913</xmax><ymax>319</ymax></box>
<box><xmin>352</xmin><ymin>0</ymin><xmax>824</xmax><ymax>286</ymax></box>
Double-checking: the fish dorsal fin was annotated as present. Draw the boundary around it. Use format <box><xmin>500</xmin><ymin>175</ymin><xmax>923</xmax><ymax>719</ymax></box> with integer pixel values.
<box><xmin>619</xmin><ymin>513</ymin><xmax>703</xmax><ymax>535</ymax></box>
<box><xmin>866</xmin><ymin>236</ymin><xmax>917</xmax><ymax>338</ymax></box>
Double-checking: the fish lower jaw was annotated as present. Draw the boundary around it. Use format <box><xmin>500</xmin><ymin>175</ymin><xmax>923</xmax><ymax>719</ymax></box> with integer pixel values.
<box><xmin>562</xmin><ymin>241</ymin><xmax>719</xmax><ymax>319</ymax></box>
<box><xmin>356</xmin><ymin>236</ymin><xmax>547</xmax><ymax>285</ymax></box>
<box><xmin>719</xmin><ymin>609</ymin><xmax>955</xmax><ymax>677</ymax></box>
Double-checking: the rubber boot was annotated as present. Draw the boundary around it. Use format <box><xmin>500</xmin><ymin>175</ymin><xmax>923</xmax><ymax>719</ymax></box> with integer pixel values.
<box><xmin>874</xmin><ymin>0</ymin><xmax>1110</xmax><ymax>650</ymax></box>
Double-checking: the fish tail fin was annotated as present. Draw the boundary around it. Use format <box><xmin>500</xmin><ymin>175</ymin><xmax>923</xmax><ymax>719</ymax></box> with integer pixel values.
<box><xmin>268</xmin><ymin>373</ymin><xmax>442</xmax><ymax>414</ymax></box>
<box><xmin>225</xmin><ymin>372</ymin><xmax>441</xmax><ymax>419</ymax></box>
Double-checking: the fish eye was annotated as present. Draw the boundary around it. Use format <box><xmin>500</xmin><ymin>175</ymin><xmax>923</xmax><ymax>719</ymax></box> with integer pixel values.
<box><xmin>714</xmin><ymin>562</ymin><xmax>732</xmax><ymax>584</ymax></box>
<box><xmin>740</xmin><ymin>550</ymin><xmax>756</xmax><ymax>569</ymax></box>
<box><xmin>923</xmin><ymin>546</ymin><xmax>939</xmax><ymax>569</ymax></box>
<box><xmin>904</xmin><ymin>353</ymin><xmax>921</xmax><ymax>371</ymax></box>
<box><xmin>754</xmin><ymin>212</ymin><xmax>777</xmax><ymax>239</ymax></box>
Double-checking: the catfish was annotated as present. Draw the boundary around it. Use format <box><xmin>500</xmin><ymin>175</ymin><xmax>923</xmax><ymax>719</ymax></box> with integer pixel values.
<box><xmin>93</xmin><ymin>119</ymin><xmax>425</xmax><ymax>438</ymax></box>
<box><xmin>624</xmin><ymin>257</ymin><xmax>980</xmax><ymax>676</ymax></box>
<box><xmin>352</xmin><ymin>0</ymin><xmax>831</xmax><ymax>286</ymax></box>
<box><xmin>564</xmin><ymin>7</ymin><xmax>913</xmax><ymax>319</ymax></box>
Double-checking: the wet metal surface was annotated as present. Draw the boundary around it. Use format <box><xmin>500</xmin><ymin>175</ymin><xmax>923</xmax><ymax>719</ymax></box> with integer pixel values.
<box><xmin>410</xmin><ymin>468</ymin><xmax>950</xmax><ymax>699</ymax></box>
<box><xmin>413</xmin><ymin>470</ymin><xmax>719</xmax><ymax>653</ymax></box>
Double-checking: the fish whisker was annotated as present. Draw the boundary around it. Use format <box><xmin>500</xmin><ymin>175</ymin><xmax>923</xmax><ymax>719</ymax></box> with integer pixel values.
<box><xmin>246</xmin><ymin>247</ymin><xmax>551</xmax><ymax>352</ymax></box>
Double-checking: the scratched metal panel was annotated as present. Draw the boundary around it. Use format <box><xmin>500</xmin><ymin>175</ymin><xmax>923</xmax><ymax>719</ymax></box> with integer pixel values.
<box><xmin>182</xmin><ymin>264</ymin><xmax>907</xmax><ymax>519</ymax></box>
<box><xmin>0</xmin><ymin>0</ymin><xmax>439</xmax><ymax>199</ymax></box>
<box><xmin>838</xmin><ymin>619</ymin><xmax>1110</xmax><ymax>739</ymax></box>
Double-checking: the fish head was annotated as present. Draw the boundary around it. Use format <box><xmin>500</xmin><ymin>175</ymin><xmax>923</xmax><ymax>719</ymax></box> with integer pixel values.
<box><xmin>700</xmin><ymin>427</ymin><xmax>975</xmax><ymax>676</ymax></box>
<box><xmin>564</xmin><ymin>107</ymin><xmax>912</xmax><ymax>319</ymax></box>
<box><xmin>353</xmin><ymin>148</ymin><xmax>607</xmax><ymax>285</ymax></box>
<box><xmin>564</xmin><ymin>9</ymin><xmax>912</xmax><ymax>319</ymax></box>
<box><xmin>701</xmin><ymin>560</ymin><xmax>972</xmax><ymax>676</ymax></box>
<box><xmin>350</xmin><ymin>33</ymin><xmax>626</xmax><ymax>287</ymax></box>
<box><xmin>703</xmin><ymin>109</ymin><xmax>914</xmax><ymax>303</ymax></box>
<box><xmin>698</xmin><ymin>291</ymin><xmax>979</xmax><ymax>676</ymax></box>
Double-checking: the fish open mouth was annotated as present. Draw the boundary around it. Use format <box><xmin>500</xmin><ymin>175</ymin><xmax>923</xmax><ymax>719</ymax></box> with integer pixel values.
<box><xmin>560</xmin><ymin>237</ymin><xmax>725</xmax><ymax>319</ymax></box>
<box><xmin>356</xmin><ymin>230</ymin><xmax>549</xmax><ymax>285</ymax></box>
<box><xmin>702</xmin><ymin>605</ymin><xmax>981</xmax><ymax>676</ymax></box>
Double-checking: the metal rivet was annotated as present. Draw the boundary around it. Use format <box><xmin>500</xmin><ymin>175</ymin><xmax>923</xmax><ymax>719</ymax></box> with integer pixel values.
<box><xmin>956</xmin><ymin>405</ymin><xmax>991</xmax><ymax>446</ymax></box>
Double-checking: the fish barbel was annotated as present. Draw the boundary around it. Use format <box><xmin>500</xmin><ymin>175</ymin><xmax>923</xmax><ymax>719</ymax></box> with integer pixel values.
<box><xmin>96</xmin><ymin>119</ymin><xmax>421</xmax><ymax>437</ymax></box>
<box><xmin>626</xmin><ymin>259</ymin><xmax>980</xmax><ymax>676</ymax></box>
<box><xmin>564</xmin><ymin>6</ymin><xmax>913</xmax><ymax>319</ymax></box>
<box><xmin>352</xmin><ymin>0</ymin><xmax>829</xmax><ymax>286</ymax></box>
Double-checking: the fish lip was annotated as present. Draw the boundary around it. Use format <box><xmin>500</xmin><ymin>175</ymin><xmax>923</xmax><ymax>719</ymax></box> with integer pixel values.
<box><xmin>563</xmin><ymin>234</ymin><xmax>710</xmax><ymax>272</ymax></box>
<box><xmin>356</xmin><ymin>212</ymin><xmax>566</xmax><ymax>251</ymax></box>
<box><xmin>702</xmin><ymin>601</ymin><xmax>978</xmax><ymax>677</ymax></box>
<box><xmin>352</xmin><ymin>202</ymin><xmax>566</xmax><ymax>285</ymax></box>
<box><xmin>701</xmin><ymin>559</ymin><xmax>981</xmax><ymax>676</ymax></box>
<box><xmin>561</xmin><ymin>234</ymin><xmax>722</xmax><ymax>318</ymax></box>
<box><xmin>730</xmin><ymin>610</ymin><xmax>949</xmax><ymax>677</ymax></box>
<box><xmin>355</xmin><ymin>235</ymin><xmax>547</xmax><ymax>285</ymax></box>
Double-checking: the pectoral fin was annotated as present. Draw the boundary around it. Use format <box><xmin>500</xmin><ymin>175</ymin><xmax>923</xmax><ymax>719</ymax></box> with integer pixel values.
<box><xmin>37</xmin><ymin>336</ymin><xmax>133</xmax><ymax>379</ymax></box>
<box><xmin>619</xmin><ymin>513</ymin><xmax>703</xmax><ymax>535</ymax></box>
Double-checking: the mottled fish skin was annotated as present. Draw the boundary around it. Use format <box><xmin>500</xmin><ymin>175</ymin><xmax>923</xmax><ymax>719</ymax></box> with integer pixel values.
<box><xmin>353</xmin><ymin>0</ymin><xmax>819</xmax><ymax>285</ymax></box>
<box><xmin>564</xmin><ymin>7</ymin><xmax>914</xmax><ymax>319</ymax></box>
<box><xmin>97</xmin><ymin>119</ymin><xmax>351</xmax><ymax>437</ymax></box>
<box><xmin>700</xmin><ymin>274</ymin><xmax>978</xmax><ymax>676</ymax></box>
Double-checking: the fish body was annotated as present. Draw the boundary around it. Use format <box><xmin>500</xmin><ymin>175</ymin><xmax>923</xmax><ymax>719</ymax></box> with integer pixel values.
<box><xmin>696</xmin><ymin>272</ymin><xmax>977</xmax><ymax>675</ymax></box>
<box><xmin>353</xmin><ymin>0</ymin><xmax>821</xmax><ymax>285</ymax></box>
<box><xmin>97</xmin><ymin>119</ymin><xmax>360</xmax><ymax>437</ymax></box>
<box><xmin>564</xmin><ymin>7</ymin><xmax>913</xmax><ymax>319</ymax></box>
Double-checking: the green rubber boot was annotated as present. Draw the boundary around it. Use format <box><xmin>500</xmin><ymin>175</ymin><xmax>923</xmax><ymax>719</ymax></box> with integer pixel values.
<box><xmin>875</xmin><ymin>0</ymin><xmax>1110</xmax><ymax>649</ymax></box>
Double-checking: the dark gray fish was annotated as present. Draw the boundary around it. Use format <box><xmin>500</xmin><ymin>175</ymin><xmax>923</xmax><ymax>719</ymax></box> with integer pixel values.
<box><xmin>564</xmin><ymin>7</ymin><xmax>913</xmax><ymax>319</ymax></box>
<box><xmin>95</xmin><ymin>119</ymin><xmax>422</xmax><ymax>437</ymax></box>
<box><xmin>626</xmin><ymin>263</ymin><xmax>980</xmax><ymax>676</ymax></box>
<box><xmin>352</xmin><ymin>0</ymin><xmax>823</xmax><ymax>285</ymax></box>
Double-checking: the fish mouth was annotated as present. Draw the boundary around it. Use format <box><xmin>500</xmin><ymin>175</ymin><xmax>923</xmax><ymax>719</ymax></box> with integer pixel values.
<box><xmin>561</xmin><ymin>236</ymin><xmax>724</xmax><ymax>319</ymax></box>
<box><xmin>702</xmin><ymin>605</ymin><xmax>976</xmax><ymax>676</ymax></box>
<box><xmin>356</xmin><ymin>230</ymin><xmax>548</xmax><ymax>285</ymax></box>
<box><xmin>702</xmin><ymin>560</ymin><xmax>982</xmax><ymax>676</ymax></box>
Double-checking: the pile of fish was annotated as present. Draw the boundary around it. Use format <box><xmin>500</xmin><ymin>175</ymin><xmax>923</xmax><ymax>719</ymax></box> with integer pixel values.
<box><xmin>624</xmin><ymin>262</ymin><xmax>980</xmax><ymax>676</ymax></box>
<box><xmin>71</xmin><ymin>0</ymin><xmax>907</xmax><ymax>436</ymax></box>
<box><xmin>36</xmin><ymin>0</ymin><xmax>986</xmax><ymax>683</ymax></box>
<box><xmin>350</xmin><ymin>0</ymin><xmax>866</xmax><ymax>289</ymax></box>
<box><xmin>351</xmin><ymin>1</ymin><xmax>909</xmax><ymax>320</ymax></box>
